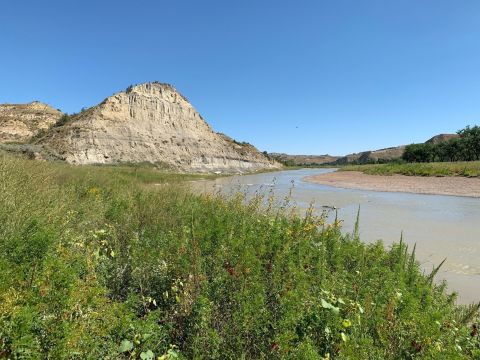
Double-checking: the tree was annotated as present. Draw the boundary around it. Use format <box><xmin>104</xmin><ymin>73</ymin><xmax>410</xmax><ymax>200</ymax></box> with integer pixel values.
<box><xmin>457</xmin><ymin>125</ymin><xmax>480</xmax><ymax>160</ymax></box>
<box><xmin>402</xmin><ymin>143</ymin><xmax>434</xmax><ymax>163</ymax></box>
<box><xmin>403</xmin><ymin>125</ymin><xmax>479</xmax><ymax>163</ymax></box>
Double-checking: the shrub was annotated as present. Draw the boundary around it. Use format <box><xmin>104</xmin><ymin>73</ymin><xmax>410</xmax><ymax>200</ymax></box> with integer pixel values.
<box><xmin>0</xmin><ymin>154</ymin><xmax>478</xmax><ymax>358</ymax></box>
<box><xmin>54</xmin><ymin>114</ymin><xmax>73</xmax><ymax>127</ymax></box>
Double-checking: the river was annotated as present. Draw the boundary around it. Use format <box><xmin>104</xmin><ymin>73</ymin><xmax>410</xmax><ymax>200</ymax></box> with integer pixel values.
<box><xmin>192</xmin><ymin>168</ymin><xmax>480</xmax><ymax>305</ymax></box>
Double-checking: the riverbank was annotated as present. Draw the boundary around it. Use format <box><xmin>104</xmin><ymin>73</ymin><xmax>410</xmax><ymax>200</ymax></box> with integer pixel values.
<box><xmin>340</xmin><ymin>161</ymin><xmax>480</xmax><ymax>177</ymax></box>
<box><xmin>2</xmin><ymin>156</ymin><xmax>479</xmax><ymax>358</ymax></box>
<box><xmin>304</xmin><ymin>171</ymin><xmax>480</xmax><ymax>198</ymax></box>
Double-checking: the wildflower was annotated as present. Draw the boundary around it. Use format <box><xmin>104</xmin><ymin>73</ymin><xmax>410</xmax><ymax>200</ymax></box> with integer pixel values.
<box><xmin>88</xmin><ymin>187</ymin><xmax>101</xmax><ymax>195</ymax></box>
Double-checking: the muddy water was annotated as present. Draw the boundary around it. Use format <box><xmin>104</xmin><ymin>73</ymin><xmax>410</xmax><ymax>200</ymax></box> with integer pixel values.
<box><xmin>192</xmin><ymin>168</ymin><xmax>480</xmax><ymax>305</ymax></box>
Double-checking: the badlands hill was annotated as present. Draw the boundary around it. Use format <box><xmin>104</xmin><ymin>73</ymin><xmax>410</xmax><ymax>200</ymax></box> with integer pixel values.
<box><xmin>269</xmin><ymin>153</ymin><xmax>340</xmax><ymax>166</ymax></box>
<box><xmin>425</xmin><ymin>133</ymin><xmax>459</xmax><ymax>145</ymax></box>
<box><xmin>331</xmin><ymin>133</ymin><xmax>458</xmax><ymax>165</ymax></box>
<box><xmin>332</xmin><ymin>145</ymin><xmax>407</xmax><ymax>165</ymax></box>
<box><xmin>0</xmin><ymin>82</ymin><xmax>280</xmax><ymax>173</ymax></box>
<box><xmin>0</xmin><ymin>101</ymin><xmax>62</xmax><ymax>143</ymax></box>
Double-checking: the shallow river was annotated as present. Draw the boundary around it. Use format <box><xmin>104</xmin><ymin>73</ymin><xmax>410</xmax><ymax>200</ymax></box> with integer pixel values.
<box><xmin>192</xmin><ymin>168</ymin><xmax>480</xmax><ymax>305</ymax></box>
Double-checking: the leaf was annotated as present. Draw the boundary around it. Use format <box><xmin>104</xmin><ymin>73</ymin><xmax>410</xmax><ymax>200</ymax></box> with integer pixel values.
<box><xmin>337</xmin><ymin>297</ymin><xmax>345</xmax><ymax>305</ymax></box>
<box><xmin>321</xmin><ymin>299</ymin><xmax>340</xmax><ymax>314</ymax></box>
<box><xmin>118</xmin><ymin>340</ymin><xmax>134</xmax><ymax>353</ymax></box>
<box><xmin>167</xmin><ymin>349</ymin><xmax>179</xmax><ymax>358</ymax></box>
<box><xmin>342</xmin><ymin>319</ymin><xmax>352</xmax><ymax>328</ymax></box>
<box><xmin>341</xmin><ymin>332</ymin><xmax>349</xmax><ymax>342</ymax></box>
<box><xmin>140</xmin><ymin>350</ymin><xmax>155</xmax><ymax>360</ymax></box>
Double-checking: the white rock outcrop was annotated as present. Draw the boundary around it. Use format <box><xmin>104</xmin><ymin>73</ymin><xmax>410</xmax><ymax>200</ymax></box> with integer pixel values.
<box><xmin>41</xmin><ymin>82</ymin><xmax>280</xmax><ymax>173</ymax></box>
<box><xmin>0</xmin><ymin>101</ymin><xmax>62</xmax><ymax>143</ymax></box>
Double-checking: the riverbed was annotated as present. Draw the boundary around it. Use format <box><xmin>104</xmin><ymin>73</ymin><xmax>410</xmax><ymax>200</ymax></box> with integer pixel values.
<box><xmin>192</xmin><ymin>168</ymin><xmax>480</xmax><ymax>305</ymax></box>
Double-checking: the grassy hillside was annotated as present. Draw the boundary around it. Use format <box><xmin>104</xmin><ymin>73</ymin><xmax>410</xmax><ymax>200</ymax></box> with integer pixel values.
<box><xmin>1</xmin><ymin>154</ymin><xmax>479</xmax><ymax>359</ymax></box>
<box><xmin>341</xmin><ymin>161</ymin><xmax>480</xmax><ymax>177</ymax></box>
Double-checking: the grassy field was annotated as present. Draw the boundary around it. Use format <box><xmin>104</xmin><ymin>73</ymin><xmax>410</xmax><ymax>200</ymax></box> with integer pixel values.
<box><xmin>340</xmin><ymin>161</ymin><xmax>480</xmax><ymax>177</ymax></box>
<box><xmin>1</xmin><ymin>154</ymin><xmax>479</xmax><ymax>359</ymax></box>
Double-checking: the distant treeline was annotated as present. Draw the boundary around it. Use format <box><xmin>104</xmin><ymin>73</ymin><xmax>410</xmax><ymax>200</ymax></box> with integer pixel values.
<box><xmin>403</xmin><ymin>125</ymin><xmax>480</xmax><ymax>163</ymax></box>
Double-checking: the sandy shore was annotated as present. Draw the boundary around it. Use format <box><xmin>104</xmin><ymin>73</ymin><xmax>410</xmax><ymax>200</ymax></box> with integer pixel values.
<box><xmin>304</xmin><ymin>171</ymin><xmax>480</xmax><ymax>198</ymax></box>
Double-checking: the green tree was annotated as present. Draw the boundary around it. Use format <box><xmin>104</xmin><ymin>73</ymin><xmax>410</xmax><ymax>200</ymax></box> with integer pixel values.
<box><xmin>458</xmin><ymin>125</ymin><xmax>480</xmax><ymax>160</ymax></box>
<box><xmin>402</xmin><ymin>143</ymin><xmax>434</xmax><ymax>162</ymax></box>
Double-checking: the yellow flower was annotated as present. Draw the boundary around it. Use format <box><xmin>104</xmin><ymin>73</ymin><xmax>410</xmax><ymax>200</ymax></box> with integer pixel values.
<box><xmin>88</xmin><ymin>187</ymin><xmax>100</xmax><ymax>195</ymax></box>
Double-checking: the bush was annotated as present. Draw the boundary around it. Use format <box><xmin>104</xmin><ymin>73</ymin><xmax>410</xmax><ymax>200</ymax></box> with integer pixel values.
<box><xmin>0</xmin><ymin>154</ymin><xmax>479</xmax><ymax>358</ymax></box>
<box><xmin>403</xmin><ymin>125</ymin><xmax>480</xmax><ymax>163</ymax></box>
<box><xmin>54</xmin><ymin>114</ymin><xmax>73</xmax><ymax>127</ymax></box>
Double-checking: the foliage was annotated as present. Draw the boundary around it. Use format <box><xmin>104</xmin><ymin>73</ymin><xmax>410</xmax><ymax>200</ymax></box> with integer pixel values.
<box><xmin>403</xmin><ymin>125</ymin><xmax>480</xmax><ymax>163</ymax></box>
<box><xmin>54</xmin><ymin>114</ymin><xmax>74</xmax><ymax>127</ymax></box>
<box><xmin>341</xmin><ymin>161</ymin><xmax>480</xmax><ymax>177</ymax></box>
<box><xmin>0</xmin><ymin>154</ymin><xmax>479</xmax><ymax>359</ymax></box>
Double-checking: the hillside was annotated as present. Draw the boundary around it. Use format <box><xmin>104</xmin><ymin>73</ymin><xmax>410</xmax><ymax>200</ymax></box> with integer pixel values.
<box><xmin>0</xmin><ymin>101</ymin><xmax>62</xmax><ymax>143</ymax></box>
<box><xmin>425</xmin><ymin>133</ymin><xmax>459</xmax><ymax>145</ymax></box>
<box><xmin>269</xmin><ymin>153</ymin><xmax>340</xmax><ymax>166</ymax></box>
<box><xmin>331</xmin><ymin>133</ymin><xmax>458</xmax><ymax>165</ymax></box>
<box><xmin>38</xmin><ymin>82</ymin><xmax>279</xmax><ymax>173</ymax></box>
<box><xmin>268</xmin><ymin>134</ymin><xmax>459</xmax><ymax>167</ymax></box>
<box><xmin>1</xmin><ymin>82</ymin><xmax>280</xmax><ymax>173</ymax></box>
<box><xmin>332</xmin><ymin>145</ymin><xmax>407</xmax><ymax>165</ymax></box>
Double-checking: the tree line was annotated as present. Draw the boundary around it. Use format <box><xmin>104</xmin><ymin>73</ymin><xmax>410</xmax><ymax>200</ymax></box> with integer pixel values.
<box><xmin>403</xmin><ymin>125</ymin><xmax>480</xmax><ymax>162</ymax></box>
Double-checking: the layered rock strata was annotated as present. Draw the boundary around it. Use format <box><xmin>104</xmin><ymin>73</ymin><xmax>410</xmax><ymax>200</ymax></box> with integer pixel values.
<box><xmin>40</xmin><ymin>82</ymin><xmax>280</xmax><ymax>173</ymax></box>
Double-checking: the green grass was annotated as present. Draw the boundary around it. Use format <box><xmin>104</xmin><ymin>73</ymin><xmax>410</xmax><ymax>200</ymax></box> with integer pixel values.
<box><xmin>340</xmin><ymin>161</ymin><xmax>480</xmax><ymax>177</ymax></box>
<box><xmin>1</xmin><ymin>154</ymin><xmax>479</xmax><ymax>359</ymax></box>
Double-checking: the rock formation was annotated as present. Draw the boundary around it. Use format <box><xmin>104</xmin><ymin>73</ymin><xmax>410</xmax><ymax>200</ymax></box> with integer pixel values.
<box><xmin>0</xmin><ymin>101</ymin><xmax>62</xmax><ymax>143</ymax></box>
<box><xmin>39</xmin><ymin>82</ymin><xmax>280</xmax><ymax>173</ymax></box>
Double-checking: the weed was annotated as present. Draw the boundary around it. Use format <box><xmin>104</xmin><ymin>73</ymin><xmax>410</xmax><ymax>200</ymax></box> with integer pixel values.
<box><xmin>0</xmin><ymin>154</ymin><xmax>479</xmax><ymax>358</ymax></box>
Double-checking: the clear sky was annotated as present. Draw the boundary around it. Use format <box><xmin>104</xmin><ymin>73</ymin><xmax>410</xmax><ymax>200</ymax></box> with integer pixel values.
<box><xmin>1</xmin><ymin>1</ymin><xmax>480</xmax><ymax>155</ymax></box>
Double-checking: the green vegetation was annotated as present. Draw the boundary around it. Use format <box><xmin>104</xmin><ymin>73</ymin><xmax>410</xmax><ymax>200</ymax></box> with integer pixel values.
<box><xmin>1</xmin><ymin>154</ymin><xmax>479</xmax><ymax>359</ymax></box>
<box><xmin>403</xmin><ymin>125</ymin><xmax>480</xmax><ymax>163</ymax></box>
<box><xmin>54</xmin><ymin>114</ymin><xmax>75</xmax><ymax>127</ymax></box>
<box><xmin>341</xmin><ymin>161</ymin><xmax>480</xmax><ymax>177</ymax></box>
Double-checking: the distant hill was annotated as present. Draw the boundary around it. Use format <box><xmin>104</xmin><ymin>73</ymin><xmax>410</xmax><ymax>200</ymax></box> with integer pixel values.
<box><xmin>425</xmin><ymin>133</ymin><xmax>459</xmax><ymax>145</ymax></box>
<box><xmin>331</xmin><ymin>134</ymin><xmax>458</xmax><ymax>165</ymax></box>
<box><xmin>271</xmin><ymin>133</ymin><xmax>460</xmax><ymax>167</ymax></box>
<box><xmin>268</xmin><ymin>153</ymin><xmax>340</xmax><ymax>166</ymax></box>
<box><xmin>331</xmin><ymin>146</ymin><xmax>407</xmax><ymax>165</ymax></box>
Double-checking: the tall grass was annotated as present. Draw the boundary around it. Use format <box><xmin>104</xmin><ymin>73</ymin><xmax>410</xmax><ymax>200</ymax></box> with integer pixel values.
<box><xmin>1</xmin><ymin>154</ymin><xmax>479</xmax><ymax>359</ymax></box>
<box><xmin>341</xmin><ymin>161</ymin><xmax>480</xmax><ymax>177</ymax></box>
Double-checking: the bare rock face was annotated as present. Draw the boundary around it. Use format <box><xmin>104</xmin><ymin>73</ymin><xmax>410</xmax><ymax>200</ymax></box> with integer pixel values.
<box><xmin>40</xmin><ymin>82</ymin><xmax>280</xmax><ymax>173</ymax></box>
<box><xmin>0</xmin><ymin>101</ymin><xmax>62</xmax><ymax>143</ymax></box>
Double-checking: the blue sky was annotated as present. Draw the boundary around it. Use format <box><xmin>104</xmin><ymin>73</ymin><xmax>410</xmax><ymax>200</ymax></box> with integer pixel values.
<box><xmin>1</xmin><ymin>1</ymin><xmax>480</xmax><ymax>155</ymax></box>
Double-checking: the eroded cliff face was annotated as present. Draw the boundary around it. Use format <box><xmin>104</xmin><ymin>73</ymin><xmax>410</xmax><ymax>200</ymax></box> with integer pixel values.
<box><xmin>0</xmin><ymin>102</ymin><xmax>62</xmax><ymax>143</ymax></box>
<box><xmin>40</xmin><ymin>83</ymin><xmax>280</xmax><ymax>173</ymax></box>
